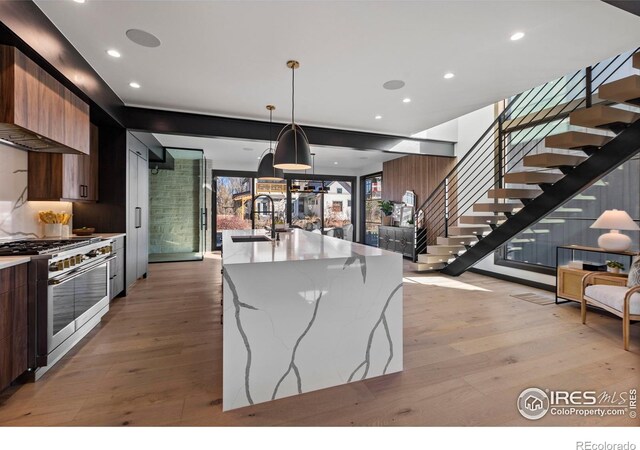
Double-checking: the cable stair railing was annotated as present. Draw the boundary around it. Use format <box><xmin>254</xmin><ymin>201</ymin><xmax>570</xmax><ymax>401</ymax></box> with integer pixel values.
<box><xmin>412</xmin><ymin>48</ymin><xmax>640</xmax><ymax>275</ymax></box>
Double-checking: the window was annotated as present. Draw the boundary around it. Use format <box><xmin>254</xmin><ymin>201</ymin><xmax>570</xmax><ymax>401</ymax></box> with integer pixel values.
<box><xmin>332</xmin><ymin>201</ymin><xmax>343</xmax><ymax>212</ymax></box>
<box><xmin>337</xmin><ymin>188</ymin><xmax>343</xmax><ymax>194</ymax></box>
<box><xmin>361</xmin><ymin>173</ymin><xmax>382</xmax><ymax>246</ymax></box>
<box><xmin>497</xmin><ymin>156</ymin><xmax>640</xmax><ymax>271</ymax></box>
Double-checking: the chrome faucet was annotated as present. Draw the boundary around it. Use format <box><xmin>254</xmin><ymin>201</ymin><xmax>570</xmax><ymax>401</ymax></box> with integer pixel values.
<box><xmin>253</xmin><ymin>194</ymin><xmax>277</xmax><ymax>240</ymax></box>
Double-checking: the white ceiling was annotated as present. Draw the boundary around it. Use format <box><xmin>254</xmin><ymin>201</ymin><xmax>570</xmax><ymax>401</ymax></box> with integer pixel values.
<box><xmin>35</xmin><ymin>1</ymin><xmax>640</xmax><ymax>136</ymax></box>
<box><xmin>154</xmin><ymin>133</ymin><xmax>401</xmax><ymax>173</ymax></box>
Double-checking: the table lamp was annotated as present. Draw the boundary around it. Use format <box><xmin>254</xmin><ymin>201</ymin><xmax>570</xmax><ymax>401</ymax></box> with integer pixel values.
<box><xmin>590</xmin><ymin>209</ymin><xmax>640</xmax><ymax>251</ymax></box>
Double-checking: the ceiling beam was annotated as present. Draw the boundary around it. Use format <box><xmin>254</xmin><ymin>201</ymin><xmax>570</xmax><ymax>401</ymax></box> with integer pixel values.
<box><xmin>0</xmin><ymin>1</ymin><xmax>126</xmax><ymax>127</ymax></box>
<box><xmin>124</xmin><ymin>106</ymin><xmax>455</xmax><ymax>155</ymax></box>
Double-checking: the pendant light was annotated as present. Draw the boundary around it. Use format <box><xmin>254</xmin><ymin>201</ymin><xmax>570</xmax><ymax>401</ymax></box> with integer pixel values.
<box><xmin>257</xmin><ymin>105</ymin><xmax>285</xmax><ymax>180</ymax></box>
<box><xmin>274</xmin><ymin>60</ymin><xmax>312</xmax><ymax>170</ymax></box>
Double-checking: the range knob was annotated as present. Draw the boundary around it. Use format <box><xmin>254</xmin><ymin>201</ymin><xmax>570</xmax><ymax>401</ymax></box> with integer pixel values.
<box><xmin>86</xmin><ymin>250</ymin><xmax>98</xmax><ymax>258</ymax></box>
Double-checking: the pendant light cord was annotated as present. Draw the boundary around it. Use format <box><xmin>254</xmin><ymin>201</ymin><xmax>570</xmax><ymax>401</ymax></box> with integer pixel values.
<box><xmin>269</xmin><ymin>108</ymin><xmax>272</xmax><ymax>151</ymax></box>
<box><xmin>291</xmin><ymin>65</ymin><xmax>295</xmax><ymax>128</ymax></box>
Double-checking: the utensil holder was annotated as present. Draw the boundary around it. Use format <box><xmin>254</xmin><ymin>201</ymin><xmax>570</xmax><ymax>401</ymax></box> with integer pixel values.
<box><xmin>44</xmin><ymin>223</ymin><xmax>62</xmax><ymax>238</ymax></box>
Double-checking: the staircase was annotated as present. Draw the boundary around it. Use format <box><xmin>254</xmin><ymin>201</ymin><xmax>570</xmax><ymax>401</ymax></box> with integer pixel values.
<box><xmin>414</xmin><ymin>48</ymin><xmax>640</xmax><ymax>276</ymax></box>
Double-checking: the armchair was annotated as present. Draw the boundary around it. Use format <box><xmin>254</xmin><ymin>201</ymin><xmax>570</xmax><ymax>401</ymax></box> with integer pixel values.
<box><xmin>581</xmin><ymin>272</ymin><xmax>640</xmax><ymax>350</ymax></box>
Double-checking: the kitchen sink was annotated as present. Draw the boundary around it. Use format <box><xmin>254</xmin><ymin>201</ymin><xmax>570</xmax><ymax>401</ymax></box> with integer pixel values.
<box><xmin>231</xmin><ymin>235</ymin><xmax>272</xmax><ymax>243</ymax></box>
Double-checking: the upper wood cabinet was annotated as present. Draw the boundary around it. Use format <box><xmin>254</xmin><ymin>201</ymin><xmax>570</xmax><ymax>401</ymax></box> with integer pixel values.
<box><xmin>28</xmin><ymin>123</ymin><xmax>99</xmax><ymax>202</ymax></box>
<box><xmin>0</xmin><ymin>45</ymin><xmax>89</xmax><ymax>155</ymax></box>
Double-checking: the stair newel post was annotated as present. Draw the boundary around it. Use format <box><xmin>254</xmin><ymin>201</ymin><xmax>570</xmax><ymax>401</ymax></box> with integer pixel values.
<box><xmin>444</xmin><ymin>177</ymin><xmax>449</xmax><ymax>238</ymax></box>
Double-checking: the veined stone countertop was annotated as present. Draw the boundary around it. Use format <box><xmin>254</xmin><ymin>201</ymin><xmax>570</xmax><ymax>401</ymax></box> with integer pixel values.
<box><xmin>0</xmin><ymin>256</ymin><xmax>31</xmax><ymax>270</ymax></box>
<box><xmin>222</xmin><ymin>228</ymin><xmax>389</xmax><ymax>265</ymax></box>
<box><xmin>221</xmin><ymin>228</ymin><xmax>403</xmax><ymax>411</ymax></box>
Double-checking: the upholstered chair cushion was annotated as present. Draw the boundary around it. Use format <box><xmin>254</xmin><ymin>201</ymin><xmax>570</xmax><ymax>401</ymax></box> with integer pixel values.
<box><xmin>585</xmin><ymin>285</ymin><xmax>640</xmax><ymax>315</ymax></box>
<box><xmin>628</xmin><ymin>256</ymin><xmax>640</xmax><ymax>288</ymax></box>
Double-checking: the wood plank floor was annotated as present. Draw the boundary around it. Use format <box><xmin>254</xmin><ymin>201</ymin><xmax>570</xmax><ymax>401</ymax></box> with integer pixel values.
<box><xmin>0</xmin><ymin>254</ymin><xmax>638</xmax><ymax>426</ymax></box>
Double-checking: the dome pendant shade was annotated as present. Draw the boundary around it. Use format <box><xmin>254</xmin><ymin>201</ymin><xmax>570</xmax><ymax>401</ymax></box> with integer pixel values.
<box><xmin>257</xmin><ymin>152</ymin><xmax>284</xmax><ymax>180</ymax></box>
<box><xmin>273</xmin><ymin>126</ymin><xmax>312</xmax><ymax>170</ymax></box>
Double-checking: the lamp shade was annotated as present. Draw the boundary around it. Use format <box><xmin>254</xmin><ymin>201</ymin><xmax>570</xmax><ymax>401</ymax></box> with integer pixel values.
<box><xmin>590</xmin><ymin>209</ymin><xmax>640</xmax><ymax>231</ymax></box>
<box><xmin>257</xmin><ymin>152</ymin><xmax>284</xmax><ymax>180</ymax></box>
<box><xmin>274</xmin><ymin>126</ymin><xmax>312</xmax><ymax>170</ymax></box>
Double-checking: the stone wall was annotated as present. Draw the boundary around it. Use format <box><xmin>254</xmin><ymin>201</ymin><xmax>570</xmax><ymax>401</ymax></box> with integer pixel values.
<box><xmin>149</xmin><ymin>159</ymin><xmax>200</xmax><ymax>254</ymax></box>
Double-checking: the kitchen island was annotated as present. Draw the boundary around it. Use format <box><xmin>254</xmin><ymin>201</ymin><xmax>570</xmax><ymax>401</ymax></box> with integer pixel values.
<box><xmin>221</xmin><ymin>229</ymin><xmax>403</xmax><ymax>411</ymax></box>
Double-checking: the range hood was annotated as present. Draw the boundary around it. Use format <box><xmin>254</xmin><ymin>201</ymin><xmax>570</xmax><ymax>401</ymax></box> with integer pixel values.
<box><xmin>0</xmin><ymin>45</ymin><xmax>90</xmax><ymax>155</ymax></box>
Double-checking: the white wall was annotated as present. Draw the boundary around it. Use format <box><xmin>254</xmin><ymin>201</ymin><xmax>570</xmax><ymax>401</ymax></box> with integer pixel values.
<box><xmin>0</xmin><ymin>143</ymin><xmax>73</xmax><ymax>240</ymax></box>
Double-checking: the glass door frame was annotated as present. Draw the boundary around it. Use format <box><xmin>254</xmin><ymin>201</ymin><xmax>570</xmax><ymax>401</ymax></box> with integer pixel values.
<box><xmin>360</xmin><ymin>171</ymin><xmax>383</xmax><ymax>246</ymax></box>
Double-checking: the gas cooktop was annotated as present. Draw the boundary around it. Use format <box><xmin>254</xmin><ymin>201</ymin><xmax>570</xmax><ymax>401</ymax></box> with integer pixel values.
<box><xmin>0</xmin><ymin>238</ymin><xmax>100</xmax><ymax>256</ymax></box>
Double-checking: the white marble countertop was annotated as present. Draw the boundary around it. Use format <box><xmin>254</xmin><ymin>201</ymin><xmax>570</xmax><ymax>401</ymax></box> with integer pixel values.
<box><xmin>0</xmin><ymin>256</ymin><xmax>31</xmax><ymax>270</ymax></box>
<box><xmin>222</xmin><ymin>228</ymin><xmax>389</xmax><ymax>265</ymax></box>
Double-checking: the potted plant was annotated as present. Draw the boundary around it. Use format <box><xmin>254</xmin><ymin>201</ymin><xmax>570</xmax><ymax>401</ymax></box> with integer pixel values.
<box><xmin>379</xmin><ymin>200</ymin><xmax>394</xmax><ymax>226</ymax></box>
<box><xmin>606</xmin><ymin>260</ymin><xmax>624</xmax><ymax>274</ymax></box>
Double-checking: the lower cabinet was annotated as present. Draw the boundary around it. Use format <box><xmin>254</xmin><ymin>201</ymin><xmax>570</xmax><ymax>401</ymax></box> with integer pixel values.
<box><xmin>0</xmin><ymin>263</ymin><xmax>28</xmax><ymax>391</ymax></box>
<box><xmin>109</xmin><ymin>236</ymin><xmax>125</xmax><ymax>300</ymax></box>
<box><xmin>378</xmin><ymin>226</ymin><xmax>417</xmax><ymax>260</ymax></box>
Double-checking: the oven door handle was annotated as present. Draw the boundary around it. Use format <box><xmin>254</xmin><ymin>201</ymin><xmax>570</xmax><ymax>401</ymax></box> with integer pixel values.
<box><xmin>49</xmin><ymin>256</ymin><xmax>116</xmax><ymax>285</ymax></box>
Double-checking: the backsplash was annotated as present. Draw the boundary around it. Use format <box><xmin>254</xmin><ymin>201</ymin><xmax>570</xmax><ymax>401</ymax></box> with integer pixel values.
<box><xmin>0</xmin><ymin>142</ymin><xmax>72</xmax><ymax>240</ymax></box>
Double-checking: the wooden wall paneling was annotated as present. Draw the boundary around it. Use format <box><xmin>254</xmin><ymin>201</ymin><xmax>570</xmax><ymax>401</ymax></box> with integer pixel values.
<box><xmin>86</xmin><ymin>123</ymin><xmax>99</xmax><ymax>201</ymax></box>
<box><xmin>0</xmin><ymin>264</ymin><xmax>28</xmax><ymax>391</ymax></box>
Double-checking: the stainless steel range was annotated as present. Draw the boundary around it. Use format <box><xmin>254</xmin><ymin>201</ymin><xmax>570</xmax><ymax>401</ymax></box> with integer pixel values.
<box><xmin>0</xmin><ymin>237</ymin><xmax>114</xmax><ymax>379</ymax></box>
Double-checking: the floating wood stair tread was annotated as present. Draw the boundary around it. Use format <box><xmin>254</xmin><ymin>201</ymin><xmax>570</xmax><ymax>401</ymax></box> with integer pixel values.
<box><xmin>415</xmin><ymin>262</ymin><xmax>447</xmax><ymax>271</ymax></box>
<box><xmin>523</xmin><ymin>153</ymin><xmax>587</xmax><ymax>169</ymax></box>
<box><xmin>569</xmin><ymin>105</ymin><xmax>640</xmax><ymax>129</ymax></box>
<box><xmin>503</xmin><ymin>171</ymin><xmax>564</xmax><ymax>185</ymax></box>
<box><xmin>634</xmin><ymin>52</ymin><xmax>640</xmax><ymax>70</ymax></box>
<box><xmin>598</xmin><ymin>75</ymin><xmax>640</xmax><ymax>106</ymax></box>
<box><xmin>437</xmin><ymin>236</ymin><xmax>478</xmax><ymax>246</ymax></box>
<box><xmin>545</xmin><ymin>131</ymin><xmax>612</xmax><ymax>150</ymax></box>
<box><xmin>447</xmin><ymin>225</ymin><xmax>490</xmax><ymax>236</ymax></box>
<box><xmin>473</xmin><ymin>202</ymin><xmax>521</xmax><ymax>213</ymax></box>
<box><xmin>459</xmin><ymin>215</ymin><xmax>507</xmax><ymax>225</ymax></box>
<box><xmin>417</xmin><ymin>254</ymin><xmax>450</xmax><ymax>264</ymax></box>
<box><xmin>426</xmin><ymin>245</ymin><xmax>466</xmax><ymax>255</ymax></box>
<box><xmin>488</xmin><ymin>188</ymin><xmax>541</xmax><ymax>199</ymax></box>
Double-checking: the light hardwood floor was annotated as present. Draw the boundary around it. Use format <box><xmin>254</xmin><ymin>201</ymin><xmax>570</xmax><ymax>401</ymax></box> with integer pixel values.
<box><xmin>0</xmin><ymin>254</ymin><xmax>638</xmax><ymax>426</ymax></box>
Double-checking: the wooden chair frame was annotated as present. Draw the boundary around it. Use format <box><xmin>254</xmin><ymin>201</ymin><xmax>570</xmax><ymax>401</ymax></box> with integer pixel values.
<box><xmin>581</xmin><ymin>272</ymin><xmax>640</xmax><ymax>350</ymax></box>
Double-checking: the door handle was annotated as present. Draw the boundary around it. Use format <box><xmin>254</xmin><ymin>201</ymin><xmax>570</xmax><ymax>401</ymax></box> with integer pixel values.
<box><xmin>135</xmin><ymin>207</ymin><xmax>142</xmax><ymax>228</ymax></box>
<box><xmin>201</xmin><ymin>208</ymin><xmax>208</xmax><ymax>230</ymax></box>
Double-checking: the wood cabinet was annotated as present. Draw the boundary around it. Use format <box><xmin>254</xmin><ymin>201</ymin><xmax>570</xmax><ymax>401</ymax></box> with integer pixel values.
<box><xmin>379</xmin><ymin>226</ymin><xmax>419</xmax><ymax>260</ymax></box>
<box><xmin>28</xmin><ymin>123</ymin><xmax>99</xmax><ymax>201</ymax></box>
<box><xmin>0</xmin><ymin>263</ymin><xmax>28</xmax><ymax>391</ymax></box>
<box><xmin>0</xmin><ymin>45</ymin><xmax>89</xmax><ymax>154</ymax></box>
<box><xmin>556</xmin><ymin>266</ymin><xmax>628</xmax><ymax>302</ymax></box>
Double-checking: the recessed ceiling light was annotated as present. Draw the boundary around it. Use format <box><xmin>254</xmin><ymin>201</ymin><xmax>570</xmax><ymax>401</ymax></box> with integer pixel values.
<box><xmin>375</xmin><ymin>115</ymin><xmax>382</xmax><ymax>120</ymax></box>
<box><xmin>126</xmin><ymin>29</ymin><xmax>161</xmax><ymax>48</ymax></box>
<box><xmin>242</xmin><ymin>147</ymin><xmax>253</xmax><ymax>152</ymax></box>
<box><xmin>73</xmin><ymin>0</ymin><xmax>86</xmax><ymax>3</ymax></box>
<box><xmin>358</xmin><ymin>156</ymin><xmax>369</xmax><ymax>160</ymax></box>
<box><xmin>444</xmin><ymin>72</ymin><xmax>455</xmax><ymax>79</ymax></box>
<box><xmin>106</xmin><ymin>49</ymin><xmax>121</xmax><ymax>58</ymax></box>
<box><xmin>256</xmin><ymin>156</ymin><xmax>261</xmax><ymax>160</ymax></box>
<box><xmin>510</xmin><ymin>32</ymin><xmax>525</xmax><ymax>41</ymax></box>
<box><xmin>334</xmin><ymin>161</ymin><xmax>338</xmax><ymax>165</ymax></box>
<box><xmin>402</xmin><ymin>98</ymin><xmax>411</xmax><ymax>103</ymax></box>
<box><xmin>129</xmin><ymin>81</ymin><xmax>141</xmax><ymax>89</ymax></box>
<box><xmin>383</xmin><ymin>80</ymin><xmax>405</xmax><ymax>90</ymax></box>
